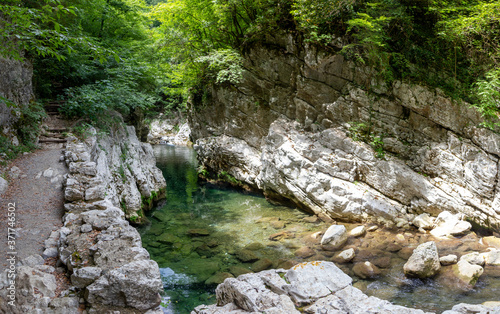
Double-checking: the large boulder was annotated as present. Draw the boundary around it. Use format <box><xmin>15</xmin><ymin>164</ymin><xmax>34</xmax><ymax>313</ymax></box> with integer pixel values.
<box><xmin>284</xmin><ymin>261</ymin><xmax>352</xmax><ymax>304</ymax></box>
<box><xmin>404</xmin><ymin>241</ymin><xmax>441</xmax><ymax>278</ymax></box>
<box><xmin>85</xmin><ymin>260</ymin><xmax>163</xmax><ymax>311</ymax></box>
<box><xmin>430</xmin><ymin>211</ymin><xmax>471</xmax><ymax>238</ymax></box>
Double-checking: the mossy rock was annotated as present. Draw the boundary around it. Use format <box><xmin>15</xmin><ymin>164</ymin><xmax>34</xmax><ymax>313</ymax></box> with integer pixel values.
<box><xmin>245</xmin><ymin>242</ymin><xmax>264</xmax><ymax>251</ymax></box>
<box><xmin>205</xmin><ymin>272</ymin><xmax>234</xmax><ymax>285</ymax></box>
<box><xmin>148</xmin><ymin>224</ymin><xmax>164</xmax><ymax>236</ymax></box>
<box><xmin>187</xmin><ymin>228</ymin><xmax>211</xmax><ymax>237</ymax></box>
<box><xmin>236</xmin><ymin>249</ymin><xmax>259</xmax><ymax>263</ymax></box>
<box><xmin>152</xmin><ymin>211</ymin><xmax>170</xmax><ymax>222</ymax></box>
<box><xmin>148</xmin><ymin>241</ymin><xmax>162</xmax><ymax>248</ymax></box>
<box><xmin>251</xmin><ymin>258</ymin><xmax>273</xmax><ymax>272</ymax></box>
<box><xmin>157</xmin><ymin>233</ymin><xmax>182</xmax><ymax>244</ymax></box>
<box><xmin>229</xmin><ymin>265</ymin><xmax>253</xmax><ymax>277</ymax></box>
<box><xmin>195</xmin><ymin>244</ymin><xmax>217</xmax><ymax>258</ymax></box>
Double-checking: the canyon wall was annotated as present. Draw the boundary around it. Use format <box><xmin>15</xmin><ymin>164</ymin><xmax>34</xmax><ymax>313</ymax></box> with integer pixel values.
<box><xmin>189</xmin><ymin>33</ymin><xmax>500</xmax><ymax>230</ymax></box>
<box><xmin>0</xmin><ymin>56</ymin><xmax>34</xmax><ymax>144</ymax></box>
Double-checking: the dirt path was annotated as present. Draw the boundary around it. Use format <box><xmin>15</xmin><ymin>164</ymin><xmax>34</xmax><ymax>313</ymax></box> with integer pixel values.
<box><xmin>0</xmin><ymin>148</ymin><xmax>67</xmax><ymax>272</ymax></box>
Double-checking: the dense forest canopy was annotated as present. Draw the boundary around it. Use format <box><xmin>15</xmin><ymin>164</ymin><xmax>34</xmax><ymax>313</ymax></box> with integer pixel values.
<box><xmin>1</xmin><ymin>0</ymin><xmax>499</xmax><ymax>127</ymax></box>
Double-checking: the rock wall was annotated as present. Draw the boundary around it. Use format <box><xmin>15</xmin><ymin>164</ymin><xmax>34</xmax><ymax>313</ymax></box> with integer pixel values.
<box><xmin>59</xmin><ymin>125</ymin><xmax>166</xmax><ymax>312</ymax></box>
<box><xmin>147</xmin><ymin>117</ymin><xmax>192</xmax><ymax>146</ymax></box>
<box><xmin>0</xmin><ymin>56</ymin><xmax>34</xmax><ymax>143</ymax></box>
<box><xmin>189</xmin><ymin>33</ymin><xmax>500</xmax><ymax>230</ymax></box>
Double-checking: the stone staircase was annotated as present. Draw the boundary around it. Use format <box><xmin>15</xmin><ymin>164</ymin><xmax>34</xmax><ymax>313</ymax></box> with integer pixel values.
<box><xmin>39</xmin><ymin>101</ymin><xmax>70</xmax><ymax>148</ymax></box>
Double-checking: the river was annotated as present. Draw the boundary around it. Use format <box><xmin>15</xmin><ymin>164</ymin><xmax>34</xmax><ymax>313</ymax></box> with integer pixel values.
<box><xmin>138</xmin><ymin>145</ymin><xmax>500</xmax><ymax>313</ymax></box>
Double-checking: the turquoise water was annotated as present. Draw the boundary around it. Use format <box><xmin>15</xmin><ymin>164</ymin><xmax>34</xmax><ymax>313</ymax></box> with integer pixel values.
<box><xmin>138</xmin><ymin>145</ymin><xmax>315</xmax><ymax>313</ymax></box>
<box><xmin>139</xmin><ymin>145</ymin><xmax>500</xmax><ymax>314</ymax></box>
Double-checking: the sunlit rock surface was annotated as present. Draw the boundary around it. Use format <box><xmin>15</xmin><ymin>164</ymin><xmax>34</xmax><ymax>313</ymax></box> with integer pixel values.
<box><xmin>189</xmin><ymin>33</ymin><xmax>500</xmax><ymax>230</ymax></box>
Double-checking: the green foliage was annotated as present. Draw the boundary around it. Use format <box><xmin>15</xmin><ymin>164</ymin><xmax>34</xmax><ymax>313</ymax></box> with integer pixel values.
<box><xmin>195</xmin><ymin>49</ymin><xmax>244</xmax><ymax>84</ymax></box>
<box><xmin>197</xmin><ymin>166</ymin><xmax>209</xmax><ymax>177</ymax></box>
<box><xmin>371</xmin><ymin>135</ymin><xmax>385</xmax><ymax>159</ymax></box>
<box><xmin>0</xmin><ymin>101</ymin><xmax>47</xmax><ymax>161</ymax></box>
<box><xmin>218</xmin><ymin>170</ymin><xmax>241</xmax><ymax>185</ymax></box>
<box><xmin>348</xmin><ymin>121</ymin><xmax>386</xmax><ymax>159</ymax></box>
<box><xmin>0</xmin><ymin>0</ymin><xmax>75</xmax><ymax>60</ymax></box>
<box><xmin>473</xmin><ymin>68</ymin><xmax>500</xmax><ymax>129</ymax></box>
<box><xmin>291</xmin><ymin>0</ymin><xmax>356</xmax><ymax>43</ymax></box>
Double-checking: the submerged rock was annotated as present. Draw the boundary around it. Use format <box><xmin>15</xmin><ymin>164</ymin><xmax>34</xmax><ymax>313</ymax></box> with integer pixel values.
<box><xmin>333</xmin><ymin>248</ymin><xmax>356</xmax><ymax>263</ymax></box>
<box><xmin>236</xmin><ymin>249</ymin><xmax>259</xmax><ymax>263</ymax></box>
<box><xmin>205</xmin><ymin>272</ymin><xmax>234</xmax><ymax>285</ymax></box>
<box><xmin>251</xmin><ymin>258</ymin><xmax>273</xmax><ymax>272</ymax></box>
<box><xmin>352</xmin><ymin>261</ymin><xmax>381</xmax><ymax>279</ymax></box>
<box><xmin>294</xmin><ymin>246</ymin><xmax>316</xmax><ymax>258</ymax></box>
<box><xmin>404</xmin><ymin>241</ymin><xmax>441</xmax><ymax>278</ymax></box>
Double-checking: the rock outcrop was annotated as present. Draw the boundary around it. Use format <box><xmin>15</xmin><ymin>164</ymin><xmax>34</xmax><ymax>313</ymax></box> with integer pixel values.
<box><xmin>193</xmin><ymin>261</ymin><xmax>431</xmax><ymax>314</ymax></box>
<box><xmin>193</xmin><ymin>261</ymin><xmax>500</xmax><ymax>314</ymax></box>
<box><xmin>189</xmin><ymin>33</ymin><xmax>500</xmax><ymax>230</ymax></box>
<box><xmin>63</xmin><ymin>123</ymin><xmax>166</xmax><ymax>223</ymax></box>
<box><xmin>147</xmin><ymin>116</ymin><xmax>192</xmax><ymax>145</ymax></box>
<box><xmin>57</xmin><ymin>124</ymin><xmax>166</xmax><ymax>312</ymax></box>
<box><xmin>0</xmin><ymin>55</ymin><xmax>34</xmax><ymax>146</ymax></box>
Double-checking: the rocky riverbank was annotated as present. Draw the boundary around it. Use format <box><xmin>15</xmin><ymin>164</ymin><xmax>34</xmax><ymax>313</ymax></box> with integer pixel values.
<box><xmin>193</xmin><ymin>261</ymin><xmax>500</xmax><ymax>314</ymax></box>
<box><xmin>0</xmin><ymin>122</ymin><xmax>167</xmax><ymax>313</ymax></box>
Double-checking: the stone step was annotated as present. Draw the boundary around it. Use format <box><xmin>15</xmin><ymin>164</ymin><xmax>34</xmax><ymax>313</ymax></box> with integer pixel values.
<box><xmin>46</xmin><ymin>127</ymin><xmax>68</xmax><ymax>133</ymax></box>
<box><xmin>42</xmin><ymin>133</ymin><xmax>65</xmax><ymax>138</ymax></box>
<box><xmin>39</xmin><ymin>138</ymin><xmax>67</xmax><ymax>143</ymax></box>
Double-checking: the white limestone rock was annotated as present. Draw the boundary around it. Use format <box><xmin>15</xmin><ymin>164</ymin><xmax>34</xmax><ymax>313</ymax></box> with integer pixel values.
<box><xmin>86</xmin><ymin>260</ymin><xmax>162</xmax><ymax>311</ymax></box>
<box><xmin>459</xmin><ymin>252</ymin><xmax>485</xmax><ymax>266</ymax></box>
<box><xmin>440</xmin><ymin>255</ymin><xmax>458</xmax><ymax>266</ymax></box>
<box><xmin>215</xmin><ymin>270</ymin><xmax>299</xmax><ymax>313</ymax></box>
<box><xmin>404</xmin><ymin>241</ymin><xmax>441</xmax><ymax>278</ymax></box>
<box><xmin>430</xmin><ymin>211</ymin><xmax>471</xmax><ymax>238</ymax></box>
<box><xmin>412</xmin><ymin>213</ymin><xmax>435</xmax><ymax>230</ymax></box>
<box><xmin>452</xmin><ymin>260</ymin><xmax>484</xmax><ymax>287</ymax></box>
<box><xmin>321</xmin><ymin>225</ymin><xmax>348</xmax><ymax>250</ymax></box>
<box><xmin>335</xmin><ymin>248</ymin><xmax>355</xmax><ymax>263</ymax></box>
<box><xmin>283</xmin><ymin>261</ymin><xmax>352</xmax><ymax>304</ymax></box>
<box><xmin>484</xmin><ymin>249</ymin><xmax>500</xmax><ymax>266</ymax></box>
<box><xmin>71</xmin><ymin>267</ymin><xmax>102</xmax><ymax>289</ymax></box>
<box><xmin>350</xmin><ymin>226</ymin><xmax>366</xmax><ymax>237</ymax></box>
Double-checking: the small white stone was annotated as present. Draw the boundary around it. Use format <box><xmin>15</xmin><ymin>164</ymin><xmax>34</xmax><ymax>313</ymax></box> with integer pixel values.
<box><xmin>350</xmin><ymin>226</ymin><xmax>366</xmax><ymax>237</ymax></box>
<box><xmin>367</xmin><ymin>225</ymin><xmax>379</xmax><ymax>232</ymax></box>
<box><xmin>440</xmin><ymin>254</ymin><xmax>458</xmax><ymax>265</ymax></box>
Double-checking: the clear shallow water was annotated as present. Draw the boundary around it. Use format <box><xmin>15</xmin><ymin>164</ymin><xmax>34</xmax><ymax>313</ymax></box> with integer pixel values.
<box><xmin>139</xmin><ymin>145</ymin><xmax>500</xmax><ymax>314</ymax></box>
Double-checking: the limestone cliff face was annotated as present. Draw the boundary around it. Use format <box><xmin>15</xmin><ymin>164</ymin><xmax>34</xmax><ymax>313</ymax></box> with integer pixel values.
<box><xmin>0</xmin><ymin>56</ymin><xmax>34</xmax><ymax>142</ymax></box>
<box><xmin>63</xmin><ymin>123</ymin><xmax>166</xmax><ymax>223</ymax></box>
<box><xmin>59</xmin><ymin>124</ymin><xmax>166</xmax><ymax>312</ymax></box>
<box><xmin>189</xmin><ymin>33</ymin><xmax>500</xmax><ymax>229</ymax></box>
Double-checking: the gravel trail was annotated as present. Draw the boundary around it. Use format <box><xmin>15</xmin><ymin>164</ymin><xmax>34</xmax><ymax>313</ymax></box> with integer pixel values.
<box><xmin>0</xmin><ymin>148</ymin><xmax>67</xmax><ymax>272</ymax></box>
